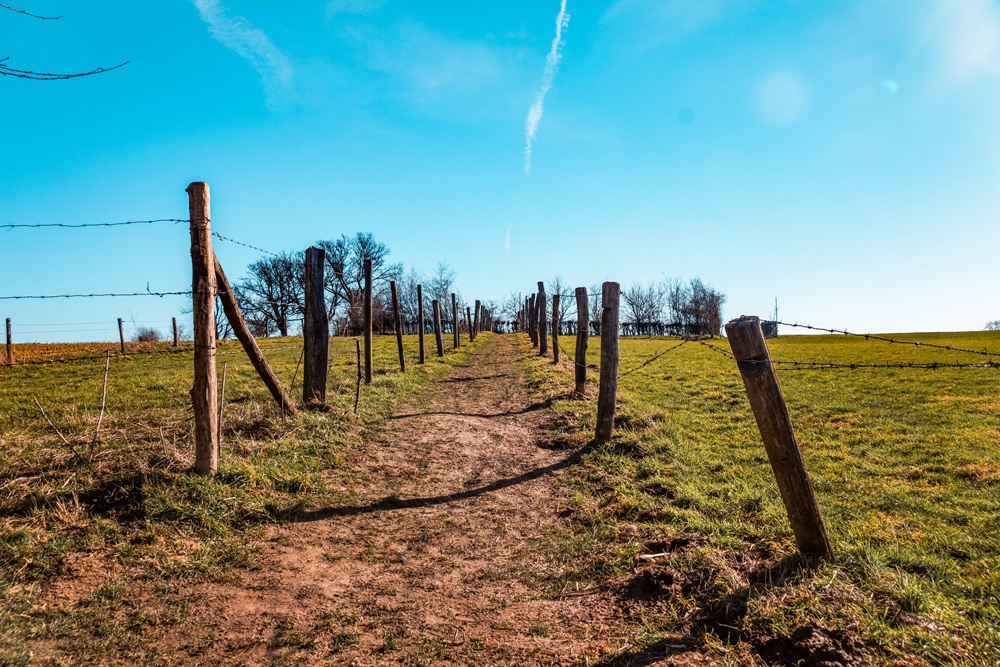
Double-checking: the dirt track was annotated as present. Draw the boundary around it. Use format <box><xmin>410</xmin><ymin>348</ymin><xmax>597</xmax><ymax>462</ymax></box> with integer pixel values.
<box><xmin>157</xmin><ymin>334</ymin><xmax>643</xmax><ymax>666</ymax></box>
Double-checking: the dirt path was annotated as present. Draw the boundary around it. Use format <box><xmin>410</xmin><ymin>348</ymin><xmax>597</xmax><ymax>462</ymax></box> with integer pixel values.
<box><xmin>160</xmin><ymin>334</ymin><xmax>636</xmax><ymax>666</ymax></box>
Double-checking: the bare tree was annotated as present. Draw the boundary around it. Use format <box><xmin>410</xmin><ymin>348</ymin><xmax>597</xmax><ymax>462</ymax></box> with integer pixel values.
<box><xmin>622</xmin><ymin>281</ymin><xmax>664</xmax><ymax>328</ymax></box>
<box><xmin>986</xmin><ymin>321</ymin><xmax>1000</xmax><ymax>331</ymax></box>
<box><xmin>316</xmin><ymin>233</ymin><xmax>402</xmax><ymax>334</ymax></box>
<box><xmin>238</xmin><ymin>252</ymin><xmax>304</xmax><ymax>337</ymax></box>
<box><xmin>1</xmin><ymin>5</ymin><xmax>129</xmax><ymax>80</ymax></box>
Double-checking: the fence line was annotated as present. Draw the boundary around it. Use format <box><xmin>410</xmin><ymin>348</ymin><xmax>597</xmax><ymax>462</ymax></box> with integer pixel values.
<box><xmin>0</xmin><ymin>218</ymin><xmax>186</xmax><ymax>229</ymax></box>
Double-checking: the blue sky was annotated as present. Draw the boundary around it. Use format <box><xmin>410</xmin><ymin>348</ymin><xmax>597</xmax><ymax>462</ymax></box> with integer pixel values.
<box><xmin>2</xmin><ymin>0</ymin><xmax>1000</xmax><ymax>342</ymax></box>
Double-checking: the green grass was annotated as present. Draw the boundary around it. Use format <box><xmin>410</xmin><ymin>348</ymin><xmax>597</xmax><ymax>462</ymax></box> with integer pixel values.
<box><xmin>524</xmin><ymin>330</ymin><xmax>1000</xmax><ymax>666</ymax></box>
<box><xmin>0</xmin><ymin>333</ymin><xmax>487</xmax><ymax>664</ymax></box>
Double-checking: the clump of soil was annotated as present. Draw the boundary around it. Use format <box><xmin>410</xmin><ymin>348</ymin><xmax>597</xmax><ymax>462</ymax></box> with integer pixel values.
<box><xmin>756</xmin><ymin>623</ymin><xmax>869</xmax><ymax>667</ymax></box>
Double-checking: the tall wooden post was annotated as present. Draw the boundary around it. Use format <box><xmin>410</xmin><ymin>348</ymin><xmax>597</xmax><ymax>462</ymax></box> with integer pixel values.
<box><xmin>552</xmin><ymin>294</ymin><xmax>560</xmax><ymax>363</ymax></box>
<box><xmin>595</xmin><ymin>282</ymin><xmax>620</xmax><ymax>444</ymax></box>
<box><xmin>432</xmin><ymin>300</ymin><xmax>444</xmax><ymax>357</ymax></box>
<box><xmin>473</xmin><ymin>300</ymin><xmax>481</xmax><ymax>341</ymax></box>
<box><xmin>303</xmin><ymin>246</ymin><xmax>329</xmax><ymax>404</ymax></box>
<box><xmin>364</xmin><ymin>259</ymin><xmax>373</xmax><ymax>385</ymax></box>
<box><xmin>466</xmin><ymin>306</ymin><xmax>473</xmax><ymax>342</ymax></box>
<box><xmin>118</xmin><ymin>318</ymin><xmax>125</xmax><ymax>354</ymax></box>
<box><xmin>391</xmin><ymin>280</ymin><xmax>405</xmax><ymax>373</ymax></box>
<box><xmin>188</xmin><ymin>181</ymin><xmax>218</xmax><ymax>476</ymax></box>
<box><xmin>417</xmin><ymin>284</ymin><xmax>426</xmax><ymax>364</ymax></box>
<box><xmin>528</xmin><ymin>294</ymin><xmax>537</xmax><ymax>347</ymax></box>
<box><xmin>451</xmin><ymin>293</ymin><xmax>460</xmax><ymax>349</ymax></box>
<box><xmin>172</xmin><ymin>317</ymin><xmax>179</xmax><ymax>347</ymax></box>
<box><xmin>537</xmin><ymin>283</ymin><xmax>548</xmax><ymax>357</ymax></box>
<box><xmin>5</xmin><ymin>318</ymin><xmax>11</xmax><ymax>365</ymax></box>
<box><xmin>726</xmin><ymin>316</ymin><xmax>835</xmax><ymax>562</ymax></box>
<box><xmin>574</xmin><ymin>287</ymin><xmax>589</xmax><ymax>395</ymax></box>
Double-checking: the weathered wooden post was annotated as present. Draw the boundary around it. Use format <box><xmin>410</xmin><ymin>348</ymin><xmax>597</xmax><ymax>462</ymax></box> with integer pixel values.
<box><xmin>172</xmin><ymin>317</ymin><xmax>179</xmax><ymax>347</ymax></box>
<box><xmin>595</xmin><ymin>282</ymin><xmax>620</xmax><ymax>444</ymax></box>
<box><xmin>118</xmin><ymin>318</ymin><xmax>125</xmax><ymax>354</ymax></box>
<box><xmin>391</xmin><ymin>280</ymin><xmax>405</xmax><ymax>373</ymax></box>
<box><xmin>451</xmin><ymin>293</ymin><xmax>460</xmax><ymax>349</ymax></box>
<box><xmin>537</xmin><ymin>283</ymin><xmax>548</xmax><ymax>357</ymax></box>
<box><xmin>466</xmin><ymin>306</ymin><xmax>473</xmax><ymax>343</ymax></box>
<box><xmin>528</xmin><ymin>294</ymin><xmax>538</xmax><ymax>347</ymax></box>
<box><xmin>417</xmin><ymin>284</ymin><xmax>426</xmax><ymax>364</ymax></box>
<box><xmin>5</xmin><ymin>318</ymin><xmax>11</xmax><ymax>365</ymax></box>
<box><xmin>574</xmin><ymin>287</ymin><xmax>589</xmax><ymax>395</ymax></box>
<box><xmin>364</xmin><ymin>258</ymin><xmax>373</xmax><ymax>385</ymax></box>
<box><xmin>726</xmin><ymin>315</ymin><xmax>836</xmax><ymax>562</ymax></box>
<box><xmin>552</xmin><ymin>294</ymin><xmax>560</xmax><ymax>363</ymax></box>
<box><xmin>303</xmin><ymin>246</ymin><xmax>329</xmax><ymax>404</ymax></box>
<box><xmin>187</xmin><ymin>181</ymin><xmax>218</xmax><ymax>476</ymax></box>
<box><xmin>432</xmin><ymin>300</ymin><xmax>444</xmax><ymax>357</ymax></box>
<box><xmin>473</xmin><ymin>300</ymin><xmax>481</xmax><ymax>341</ymax></box>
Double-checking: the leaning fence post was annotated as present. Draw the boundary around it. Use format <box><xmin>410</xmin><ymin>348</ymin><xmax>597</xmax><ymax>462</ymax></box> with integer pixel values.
<box><xmin>574</xmin><ymin>287</ymin><xmax>589</xmax><ymax>395</ymax></box>
<box><xmin>595</xmin><ymin>282</ymin><xmax>620</xmax><ymax>444</ymax></box>
<box><xmin>552</xmin><ymin>294</ymin><xmax>560</xmax><ymax>363</ymax></box>
<box><xmin>726</xmin><ymin>315</ymin><xmax>836</xmax><ymax>562</ymax></box>
<box><xmin>537</xmin><ymin>282</ymin><xmax>548</xmax><ymax>357</ymax></box>
<box><xmin>187</xmin><ymin>181</ymin><xmax>218</xmax><ymax>476</ymax></box>
<box><xmin>118</xmin><ymin>318</ymin><xmax>125</xmax><ymax>355</ymax></box>
<box><xmin>417</xmin><ymin>284</ymin><xmax>426</xmax><ymax>364</ymax></box>
<box><xmin>172</xmin><ymin>317</ymin><xmax>179</xmax><ymax>347</ymax></box>
<box><xmin>364</xmin><ymin>259</ymin><xmax>373</xmax><ymax>385</ymax></box>
<box><xmin>432</xmin><ymin>300</ymin><xmax>444</xmax><ymax>357</ymax></box>
<box><xmin>303</xmin><ymin>246</ymin><xmax>329</xmax><ymax>404</ymax></box>
<box><xmin>466</xmin><ymin>306</ymin><xmax>473</xmax><ymax>343</ymax></box>
<box><xmin>391</xmin><ymin>280</ymin><xmax>405</xmax><ymax>373</ymax></box>
<box><xmin>5</xmin><ymin>318</ymin><xmax>11</xmax><ymax>365</ymax></box>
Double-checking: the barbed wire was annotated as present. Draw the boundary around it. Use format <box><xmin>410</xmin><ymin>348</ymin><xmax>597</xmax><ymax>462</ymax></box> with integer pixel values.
<box><xmin>0</xmin><ymin>57</ymin><xmax>130</xmax><ymax>80</ymax></box>
<box><xmin>775</xmin><ymin>321</ymin><xmax>1000</xmax><ymax>358</ymax></box>
<box><xmin>618</xmin><ymin>339</ymin><xmax>688</xmax><ymax>379</ymax></box>
<box><xmin>687</xmin><ymin>336</ymin><xmax>736</xmax><ymax>360</ymax></box>
<box><xmin>211</xmin><ymin>232</ymin><xmax>282</xmax><ymax>258</ymax></box>
<box><xmin>0</xmin><ymin>289</ymin><xmax>190</xmax><ymax>300</ymax></box>
<box><xmin>0</xmin><ymin>2</ymin><xmax>63</xmax><ymax>19</ymax></box>
<box><xmin>3</xmin><ymin>346</ymin><xmax>197</xmax><ymax>367</ymax></box>
<box><xmin>1</xmin><ymin>218</ymin><xmax>185</xmax><ymax>230</ymax></box>
<box><xmin>766</xmin><ymin>360</ymin><xmax>1000</xmax><ymax>371</ymax></box>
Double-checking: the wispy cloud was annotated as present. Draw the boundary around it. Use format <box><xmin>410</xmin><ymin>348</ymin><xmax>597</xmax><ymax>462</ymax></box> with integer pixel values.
<box><xmin>928</xmin><ymin>0</ymin><xmax>1000</xmax><ymax>80</ymax></box>
<box><xmin>326</xmin><ymin>0</ymin><xmax>386</xmax><ymax>20</ymax></box>
<box><xmin>504</xmin><ymin>223</ymin><xmax>511</xmax><ymax>250</ymax></box>
<box><xmin>524</xmin><ymin>0</ymin><xmax>570</xmax><ymax>176</ymax></box>
<box><xmin>191</xmin><ymin>0</ymin><xmax>292</xmax><ymax>107</ymax></box>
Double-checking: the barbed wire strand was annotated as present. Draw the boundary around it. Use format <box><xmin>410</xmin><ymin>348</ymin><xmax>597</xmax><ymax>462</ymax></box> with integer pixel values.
<box><xmin>618</xmin><ymin>339</ymin><xmax>689</xmax><ymax>379</ymax></box>
<box><xmin>211</xmin><ymin>232</ymin><xmax>282</xmax><ymax>258</ymax></box>
<box><xmin>0</xmin><ymin>290</ymin><xmax>190</xmax><ymax>300</ymax></box>
<box><xmin>776</xmin><ymin>321</ymin><xmax>1000</xmax><ymax>358</ymax></box>
<box><xmin>1</xmin><ymin>218</ymin><xmax>185</xmax><ymax>230</ymax></box>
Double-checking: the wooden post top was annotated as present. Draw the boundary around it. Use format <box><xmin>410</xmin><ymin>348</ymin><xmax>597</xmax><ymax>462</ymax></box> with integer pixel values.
<box><xmin>602</xmin><ymin>282</ymin><xmax>620</xmax><ymax>308</ymax></box>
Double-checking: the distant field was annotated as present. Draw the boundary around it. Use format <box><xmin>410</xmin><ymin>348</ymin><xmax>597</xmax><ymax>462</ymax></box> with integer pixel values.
<box><xmin>532</xmin><ymin>330</ymin><xmax>1000</xmax><ymax>665</ymax></box>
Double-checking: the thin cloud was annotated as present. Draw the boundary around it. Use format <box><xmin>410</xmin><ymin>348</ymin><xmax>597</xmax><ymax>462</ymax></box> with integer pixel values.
<box><xmin>191</xmin><ymin>0</ymin><xmax>293</xmax><ymax>107</ymax></box>
<box><xmin>930</xmin><ymin>0</ymin><xmax>1000</xmax><ymax>79</ymax></box>
<box><xmin>504</xmin><ymin>223</ymin><xmax>511</xmax><ymax>250</ymax></box>
<box><xmin>524</xmin><ymin>0</ymin><xmax>570</xmax><ymax>176</ymax></box>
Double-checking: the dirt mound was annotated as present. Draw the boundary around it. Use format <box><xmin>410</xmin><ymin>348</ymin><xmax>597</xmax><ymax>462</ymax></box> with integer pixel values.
<box><xmin>756</xmin><ymin>623</ymin><xmax>869</xmax><ymax>667</ymax></box>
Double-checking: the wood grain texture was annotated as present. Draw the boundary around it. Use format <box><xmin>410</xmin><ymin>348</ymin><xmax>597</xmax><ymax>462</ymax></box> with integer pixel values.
<box><xmin>364</xmin><ymin>259</ymin><xmax>373</xmax><ymax>385</ymax></box>
<box><xmin>392</xmin><ymin>280</ymin><xmax>406</xmax><ymax>373</ymax></box>
<box><xmin>303</xmin><ymin>246</ymin><xmax>329</xmax><ymax>402</ymax></box>
<box><xmin>417</xmin><ymin>284</ymin><xmax>425</xmax><ymax>364</ymax></box>
<box><xmin>595</xmin><ymin>282</ymin><xmax>620</xmax><ymax>444</ymax></box>
<box><xmin>187</xmin><ymin>181</ymin><xmax>218</xmax><ymax>476</ymax></box>
<box><xmin>433</xmin><ymin>300</ymin><xmax>444</xmax><ymax>357</ymax></box>
<box><xmin>575</xmin><ymin>287</ymin><xmax>588</xmax><ymax>395</ymax></box>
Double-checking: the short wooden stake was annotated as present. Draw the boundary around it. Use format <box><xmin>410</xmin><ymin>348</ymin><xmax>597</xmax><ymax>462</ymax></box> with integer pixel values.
<box><xmin>417</xmin><ymin>284</ymin><xmax>426</xmax><ymax>364</ymax></box>
<box><xmin>118</xmin><ymin>318</ymin><xmax>125</xmax><ymax>354</ymax></box>
<box><xmin>303</xmin><ymin>246</ymin><xmax>329</xmax><ymax>403</ymax></box>
<box><xmin>451</xmin><ymin>293</ymin><xmax>460</xmax><ymax>349</ymax></box>
<box><xmin>215</xmin><ymin>258</ymin><xmax>297</xmax><ymax>415</ymax></box>
<box><xmin>552</xmin><ymin>294</ymin><xmax>560</xmax><ymax>363</ymax></box>
<box><xmin>172</xmin><ymin>317</ymin><xmax>179</xmax><ymax>347</ymax></box>
<box><xmin>5</xmin><ymin>318</ymin><xmax>11</xmax><ymax>365</ymax></box>
<box><xmin>354</xmin><ymin>339</ymin><xmax>361</xmax><ymax>414</ymax></box>
<box><xmin>726</xmin><ymin>315</ymin><xmax>836</xmax><ymax>562</ymax></box>
<box><xmin>432</xmin><ymin>300</ymin><xmax>444</xmax><ymax>357</ymax></box>
<box><xmin>391</xmin><ymin>280</ymin><xmax>405</xmax><ymax>373</ymax></box>
<box><xmin>574</xmin><ymin>287</ymin><xmax>589</xmax><ymax>395</ymax></box>
<box><xmin>363</xmin><ymin>259</ymin><xmax>373</xmax><ymax>385</ymax></box>
<box><xmin>188</xmin><ymin>181</ymin><xmax>218</xmax><ymax>476</ymax></box>
<box><xmin>537</xmin><ymin>282</ymin><xmax>548</xmax><ymax>357</ymax></box>
<box><xmin>595</xmin><ymin>282</ymin><xmax>620</xmax><ymax>444</ymax></box>
<box><xmin>217</xmin><ymin>361</ymin><xmax>228</xmax><ymax>448</ymax></box>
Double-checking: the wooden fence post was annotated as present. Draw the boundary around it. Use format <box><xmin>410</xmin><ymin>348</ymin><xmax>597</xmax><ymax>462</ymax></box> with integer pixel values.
<box><xmin>5</xmin><ymin>318</ymin><xmax>11</xmax><ymax>365</ymax></box>
<box><xmin>303</xmin><ymin>246</ymin><xmax>329</xmax><ymax>404</ymax></box>
<box><xmin>364</xmin><ymin>259</ymin><xmax>373</xmax><ymax>385</ymax></box>
<box><xmin>187</xmin><ymin>181</ymin><xmax>218</xmax><ymax>476</ymax></box>
<box><xmin>391</xmin><ymin>280</ymin><xmax>405</xmax><ymax>373</ymax></box>
<box><xmin>726</xmin><ymin>315</ymin><xmax>836</xmax><ymax>562</ymax></box>
<box><xmin>574</xmin><ymin>287</ymin><xmax>588</xmax><ymax>395</ymax></box>
<box><xmin>432</xmin><ymin>300</ymin><xmax>444</xmax><ymax>357</ymax></box>
<box><xmin>215</xmin><ymin>257</ymin><xmax>297</xmax><ymax>415</ymax></box>
<box><xmin>172</xmin><ymin>317</ymin><xmax>179</xmax><ymax>347</ymax></box>
<box><xmin>417</xmin><ymin>284</ymin><xmax>426</xmax><ymax>364</ymax></box>
<box><xmin>552</xmin><ymin>294</ymin><xmax>560</xmax><ymax>363</ymax></box>
<box><xmin>528</xmin><ymin>295</ymin><xmax>537</xmax><ymax>347</ymax></box>
<box><xmin>466</xmin><ymin>306</ymin><xmax>473</xmax><ymax>343</ymax></box>
<box><xmin>595</xmin><ymin>282</ymin><xmax>620</xmax><ymax>444</ymax></box>
<box><xmin>451</xmin><ymin>293</ymin><xmax>460</xmax><ymax>349</ymax></box>
<box><xmin>118</xmin><ymin>318</ymin><xmax>125</xmax><ymax>354</ymax></box>
<box><xmin>537</xmin><ymin>282</ymin><xmax>548</xmax><ymax>357</ymax></box>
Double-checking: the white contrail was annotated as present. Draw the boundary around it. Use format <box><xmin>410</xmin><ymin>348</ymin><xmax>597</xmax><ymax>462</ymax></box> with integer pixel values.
<box><xmin>524</xmin><ymin>0</ymin><xmax>570</xmax><ymax>176</ymax></box>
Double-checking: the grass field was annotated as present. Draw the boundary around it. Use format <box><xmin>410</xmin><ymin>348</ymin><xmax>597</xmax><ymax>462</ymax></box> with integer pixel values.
<box><xmin>0</xmin><ymin>334</ymin><xmax>485</xmax><ymax>664</ymax></box>
<box><xmin>527</xmin><ymin>329</ymin><xmax>1000</xmax><ymax>665</ymax></box>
